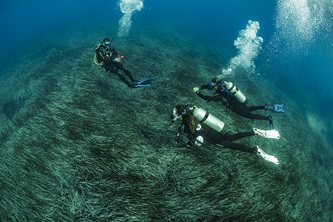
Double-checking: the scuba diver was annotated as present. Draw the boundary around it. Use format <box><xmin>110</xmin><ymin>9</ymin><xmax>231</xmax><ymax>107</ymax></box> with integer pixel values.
<box><xmin>171</xmin><ymin>104</ymin><xmax>280</xmax><ymax>165</ymax></box>
<box><xmin>193</xmin><ymin>77</ymin><xmax>284</xmax><ymax>128</ymax></box>
<box><xmin>94</xmin><ymin>37</ymin><xmax>154</xmax><ymax>88</ymax></box>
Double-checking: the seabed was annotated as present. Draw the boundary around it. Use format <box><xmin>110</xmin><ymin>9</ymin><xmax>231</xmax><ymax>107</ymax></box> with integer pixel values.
<box><xmin>0</xmin><ymin>23</ymin><xmax>332</xmax><ymax>221</ymax></box>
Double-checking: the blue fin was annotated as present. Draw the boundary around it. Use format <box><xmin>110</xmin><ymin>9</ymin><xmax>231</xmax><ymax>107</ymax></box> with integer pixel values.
<box><xmin>134</xmin><ymin>78</ymin><xmax>155</xmax><ymax>88</ymax></box>
<box><xmin>136</xmin><ymin>78</ymin><xmax>155</xmax><ymax>85</ymax></box>
<box><xmin>134</xmin><ymin>83</ymin><xmax>151</xmax><ymax>88</ymax></box>
<box><xmin>265</xmin><ymin>104</ymin><xmax>284</xmax><ymax>113</ymax></box>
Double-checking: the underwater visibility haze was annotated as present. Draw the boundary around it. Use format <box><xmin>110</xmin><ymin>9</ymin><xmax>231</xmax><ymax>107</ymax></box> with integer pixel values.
<box><xmin>0</xmin><ymin>0</ymin><xmax>333</xmax><ymax>221</ymax></box>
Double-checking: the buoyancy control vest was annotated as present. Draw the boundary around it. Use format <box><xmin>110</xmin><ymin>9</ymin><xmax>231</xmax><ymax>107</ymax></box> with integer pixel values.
<box><xmin>95</xmin><ymin>44</ymin><xmax>114</xmax><ymax>63</ymax></box>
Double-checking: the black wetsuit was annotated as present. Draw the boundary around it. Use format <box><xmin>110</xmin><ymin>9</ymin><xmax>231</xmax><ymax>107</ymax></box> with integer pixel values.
<box><xmin>95</xmin><ymin>44</ymin><xmax>136</xmax><ymax>88</ymax></box>
<box><xmin>179</xmin><ymin>121</ymin><xmax>257</xmax><ymax>154</ymax></box>
<box><xmin>196</xmin><ymin>84</ymin><xmax>272</xmax><ymax>123</ymax></box>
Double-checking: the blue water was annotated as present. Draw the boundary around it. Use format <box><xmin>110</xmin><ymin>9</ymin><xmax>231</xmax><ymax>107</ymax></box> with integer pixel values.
<box><xmin>1</xmin><ymin>0</ymin><xmax>332</xmax><ymax>139</ymax></box>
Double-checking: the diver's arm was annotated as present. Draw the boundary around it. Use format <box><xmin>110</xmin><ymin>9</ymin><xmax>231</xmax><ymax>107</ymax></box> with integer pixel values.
<box><xmin>199</xmin><ymin>84</ymin><xmax>210</xmax><ymax>90</ymax></box>
<box><xmin>196</xmin><ymin>92</ymin><xmax>223</xmax><ymax>102</ymax></box>
<box><xmin>194</xmin><ymin>84</ymin><xmax>222</xmax><ymax>101</ymax></box>
<box><xmin>110</xmin><ymin>47</ymin><xmax>119</xmax><ymax>59</ymax></box>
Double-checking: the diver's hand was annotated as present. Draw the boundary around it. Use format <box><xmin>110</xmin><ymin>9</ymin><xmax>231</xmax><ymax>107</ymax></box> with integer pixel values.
<box><xmin>193</xmin><ymin>87</ymin><xmax>200</xmax><ymax>93</ymax></box>
<box><xmin>186</xmin><ymin>141</ymin><xmax>198</xmax><ymax>148</ymax></box>
<box><xmin>113</xmin><ymin>55</ymin><xmax>124</xmax><ymax>62</ymax></box>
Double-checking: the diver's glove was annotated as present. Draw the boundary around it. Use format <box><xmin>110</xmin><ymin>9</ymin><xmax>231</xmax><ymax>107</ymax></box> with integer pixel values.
<box><xmin>113</xmin><ymin>55</ymin><xmax>124</xmax><ymax>62</ymax></box>
<box><xmin>193</xmin><ymin>87</ymin><xmax>200</xmax><ymax>93</ymax></box>
<box><xmin>256</xmin><ymin>146</ymin><xmax>279</xmax><ymax>165</ymax></box>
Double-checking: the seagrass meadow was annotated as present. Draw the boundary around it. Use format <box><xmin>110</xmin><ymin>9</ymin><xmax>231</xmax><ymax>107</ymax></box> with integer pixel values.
<box><xmin>0</xmin><ymin>23</ymin><xmax>333</xmax><ymax>221</ymax></box>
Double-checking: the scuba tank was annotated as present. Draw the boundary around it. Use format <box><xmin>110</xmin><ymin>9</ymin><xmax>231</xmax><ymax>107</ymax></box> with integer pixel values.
<box><xmin>223</xmin><ymin>81</ymin><xmax>248</xmax><ymax>104</ymax></box>
<box><xmin>191</xmin><ymin>107</ymin><xmax>225</xmax><ymax>133</ymax></box>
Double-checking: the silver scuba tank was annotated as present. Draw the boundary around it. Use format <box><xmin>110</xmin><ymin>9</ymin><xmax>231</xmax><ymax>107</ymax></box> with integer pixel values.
<box><xmin>192</xmin><ymin>107</ymin><xmax>225</xmax><ymax>133</ymax></box>
<box><xmin>224</xmin><ymin>81</ymin><xmax>248</xmax><ymax>104</ymax></box>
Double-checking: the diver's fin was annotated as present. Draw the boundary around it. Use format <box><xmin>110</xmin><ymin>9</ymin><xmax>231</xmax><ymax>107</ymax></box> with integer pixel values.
<box><xmin>253</xmin><ymin>128</ymin><xmax>280</xmax><ymax>139</ymax></box>
<box><xmin>264</xmin><ymin>104</ymin><xmax>284</xmax><ymax>113</ymax></box>
<box><xmin>136</xmin><ymin>78</ymin><xmax>155</xmax><ymax>85</ymax></box>
<box><xmin>134</xmin><ymin>83</ymin><xmax>151</xmax><ymax>88</ymax></box>
<box><xmin>256</xmin><ymin>146</ymin><xmax>279</xmax><ymax>165</ymax></box>
<box><xmin>134</xmin><ymin>78</ymin><xmax>155</xmax><ymax>88</ymax></box>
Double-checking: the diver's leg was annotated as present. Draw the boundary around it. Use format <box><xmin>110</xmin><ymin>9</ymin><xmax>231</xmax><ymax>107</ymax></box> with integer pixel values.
<box><xmin>104</xmin><ymin>64</ymin><xmax>118</xmax><ymax>73</ymax></box>
<box><xmin>249</xmin><ymin>105</ymin><xmax>265</xmax><ymax>111</ymax></box>
<box><xmin>229</xmin><ymin>103</ymin><xmax>251</xmax><ymax>118</ymax></box>
<box><xmin>217</xmin><ymin>140</ymin><xmax>257</xmax><ymax>154</ymax></box>
<box><xmin>225</xmin><ymin>131</ymin><xmax>255</xmax><ymax>141</ymax></box>
<box><xmin>116</xmin><ymin>63</ymin><xmax>136</xmax><ymax>82</ymax></box>
<box><xmin>115</xmin><ymin>73</ymin><xmax>135</xmax><ymax>88</ymax></box>
<box><xmin>231</xmin><ymin>103</ymin><xmax>272</xmax><ymax>123</ymax></box>
<box><xmin>123</xmin><ymin>68</ymin><xmax>136</xmax><ymax>82</ymax></box>
<box><xmin>104</xmin><ymin>64</ymin><xmax>135</xmax><ymax>88</ymax></box>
